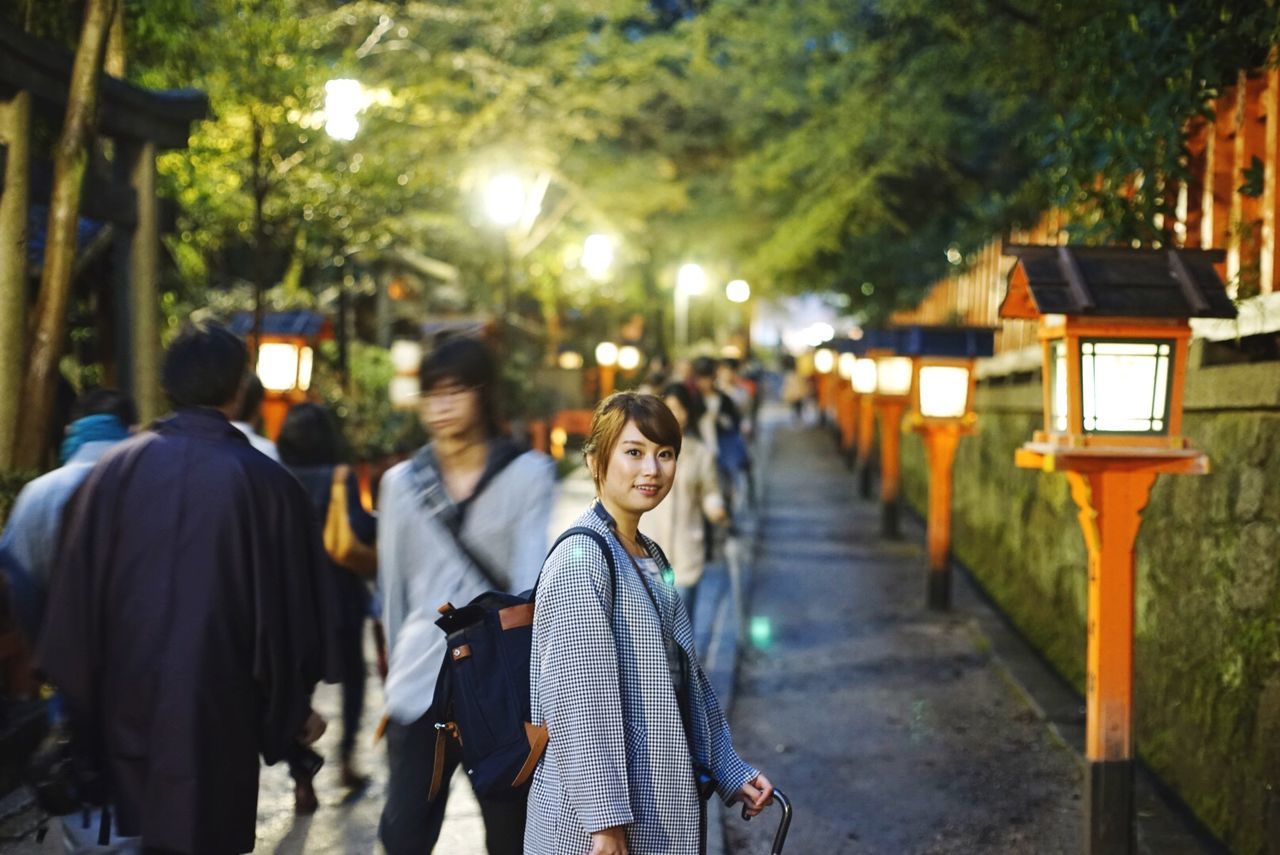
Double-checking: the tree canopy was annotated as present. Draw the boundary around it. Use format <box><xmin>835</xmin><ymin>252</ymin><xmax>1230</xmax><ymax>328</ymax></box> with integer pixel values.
<box><xmin>11</xmin><ymin>0</ymin><xmax>1280</xmax><ymax>325</ymax></box>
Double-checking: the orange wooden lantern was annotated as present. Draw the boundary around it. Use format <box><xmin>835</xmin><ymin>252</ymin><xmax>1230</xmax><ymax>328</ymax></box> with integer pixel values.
<box><xmin>850</xmin><ymin>353</ymin><xmax>879</xmax><ymax>498</ymax></box>
<box><xmin>232</xmin><ymin>311</ymin><xmax>333</xmax><ymax>441</ymax></box>
<box><xmin>812</xmin><ymin>346</ymin><xmax>836</xmax><ymax>424</ymax></box>
<box><xmin>1001</xmin><ymin>245</ymin><xmax>1235</xmax><ymax>855</ymax></box>
<box><xmin>899</xmin><ymin>326</ymin><xmax>994</xmax><ymax>610</ymax></box>
<box><xmin>865</xmin><ymin>330</ymin><xmax>913</xmax><ymax>538</ymax></box>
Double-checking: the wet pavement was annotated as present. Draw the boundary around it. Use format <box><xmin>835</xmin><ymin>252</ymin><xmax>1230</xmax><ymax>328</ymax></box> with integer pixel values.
<box><xmin>723</xmin><ymin>419</ymin><xmax>1221</xmax><ymax>855</ymax></box>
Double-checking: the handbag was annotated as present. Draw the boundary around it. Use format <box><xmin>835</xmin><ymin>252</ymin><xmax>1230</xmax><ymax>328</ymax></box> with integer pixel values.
<box><xmin>322</xmin><ymin>465</ymin><xmax>377</xmax><ymax>577</ymax></box>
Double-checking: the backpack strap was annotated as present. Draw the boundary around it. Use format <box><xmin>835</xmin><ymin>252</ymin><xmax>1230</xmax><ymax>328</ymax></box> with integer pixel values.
<box><xmin>538</xmin><ymin>526</ymin><xmax>617</xmax><ymax>608</ymax></box>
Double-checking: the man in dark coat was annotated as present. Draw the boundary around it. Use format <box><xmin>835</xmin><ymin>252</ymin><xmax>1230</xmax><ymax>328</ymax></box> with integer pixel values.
<box><xmin>38</xmin><ymin>322</ymin><xmax>335</xmax><ymax>854</ymax></box>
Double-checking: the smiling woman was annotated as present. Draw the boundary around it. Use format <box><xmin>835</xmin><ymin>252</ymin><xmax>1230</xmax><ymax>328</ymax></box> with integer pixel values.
<box><xmin>526</xmin><ymin>391</ymin><xmax>773</xmax><ymax>855</ymax></box>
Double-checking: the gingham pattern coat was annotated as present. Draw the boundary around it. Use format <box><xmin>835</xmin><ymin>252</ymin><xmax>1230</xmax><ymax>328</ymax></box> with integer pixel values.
<box><xmin>526</xmin><ymin>503</ymin><xmax>758</xmax><ymax>854</ymax></box>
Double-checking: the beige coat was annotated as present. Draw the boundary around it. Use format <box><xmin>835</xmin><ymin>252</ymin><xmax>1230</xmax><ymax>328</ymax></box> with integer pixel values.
<box><xmin>643</xmin><ymin>435</ymin><xmax>724</xmax><ymax>588</ymax></box>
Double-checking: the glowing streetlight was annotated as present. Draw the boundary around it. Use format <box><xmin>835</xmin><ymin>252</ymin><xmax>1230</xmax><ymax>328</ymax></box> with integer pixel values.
<box><xmin>582</xmin><ymin>234</ymin><xmax>616</xmax><ymax>281</ymax></box>
<box><xmin>674</xmin><ymin>263</ymin><xmax>708</xmax><ymax>351</ymax></box>
<box><xmin>484</xmin><ymin>174</ymin><xmax>527</xmax><ymax>228</ymax></box>
<box><xmin>726</xmin><ymin>279</ymin><xmax>751</xmax><ymax>303</ymax></box>
<box><xmin>596</xmin><ymin>341</ymin><xmax>620</xmax><ymax>398</ymax></box>
<box><xmin>324</xmin><ymin>79</ymin><xmax>364</xmax><ymax>141</ymax></box>
<box><xmin>617</xmin><ymin>345</ymin><xmax>642</xmax><ymax>372</ymax></box>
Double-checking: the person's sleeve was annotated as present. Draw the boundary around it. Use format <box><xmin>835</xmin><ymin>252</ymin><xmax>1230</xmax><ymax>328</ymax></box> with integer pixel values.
<box><xmin>344</xmin><ymin>469</ymin><xmax>377</xmax><ymax>545</ymax></box>
<box><xmin>0</xmin><ymin>487</ymin><xmax>45</xmax><ymax>639</ymax></box>
<box><xmin>535</xmin><ymin>536</ymin><xmax>633</xmax><ymax>833</ymax></box>
<box><xmin>507</xmin><ymin>455</ymin><xmax>556</xmax><ymax>592</ymax></box>
<box><xmin>693</xmin><ymin>658</ymin><xmax>758</xmax><ymax>802</ymax></box>
<box><xmin>697</xmin><ymin>449</ymin><xmax>726</xmax><ymax>520</ymax></box>
<box><xmin>377</xmin><ymin>471</ymin><xmax>408</xmax><ymax>652</ymax></box>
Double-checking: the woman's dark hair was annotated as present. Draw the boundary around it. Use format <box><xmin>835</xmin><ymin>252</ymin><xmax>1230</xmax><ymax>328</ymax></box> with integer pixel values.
<box><xmin>162</xmin><ymin>321</ymin><xmax>248</xmax><ymax>409</ymax></box>
<box><xmin>583</xmin><ymin>392</ymin><xmax>682</xmax><ymax>492</ymax></box>
<box><xmin>660</xmin><ymin>382</ymin><xmax>705</xmax><ymax>429</ymax></box>
<box><xmin>419</xmin><ymin>335</ymin><xmax>502</xmax><ymax>436</ymax></box>
<box><xmin>277</xmin><ymin>403</ymin><xmax>344</xmax><ymax>467</ymax></box>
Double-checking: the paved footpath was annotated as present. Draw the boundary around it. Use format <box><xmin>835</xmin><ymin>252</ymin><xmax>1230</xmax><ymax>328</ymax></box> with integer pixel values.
<box><xmin>725</xmin><ymin>422</ymin><xmax>1085</xmax><ymax>854</ymax></box>
<box><xmin>723</xmin><ymin>420</ymin><xmax>1229</xmax><ymax>855</ymax></box>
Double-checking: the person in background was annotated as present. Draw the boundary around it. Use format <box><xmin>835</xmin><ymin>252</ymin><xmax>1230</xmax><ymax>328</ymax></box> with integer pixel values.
<box><xmin>231</xmin><ymin>374</ymin><xmax>280</xmax><ymax>462</ymax></box>
<box><xmin>781</xmin><ymin>354</ymin><xmax>808</xmax><ymax>424</ymax></box>
<box><xmin>643</xmin><ymin>383</ymin><xmax>727</xmax><ymax>626</ymax></box>
<box><xmin>38</xmin><ymin>322</ymin><xmax>335</xmax><ymax>854</ymax></box>
<box><xmin>691</xmin><ymin>356</ymin><xmax>750</xmax><ymax>515</ymax></box>
<box><xmin>0</xmin><ymin>389</ymin><xmax>135</xmax><ymax>640</ymax></box>
<box><xmin>378</xmin><ymin>336</ymin><xmax>555</xmax><ymax>855</ymax></box>
<box><xmin>526</xmin><ymin>392</ymin><xmax>772</xmax><ymax>855</ymax></box>
<box><xmin>276</xmin><ymin>402</ymin><xmax>376</xmax><ymax>813</ymax></box>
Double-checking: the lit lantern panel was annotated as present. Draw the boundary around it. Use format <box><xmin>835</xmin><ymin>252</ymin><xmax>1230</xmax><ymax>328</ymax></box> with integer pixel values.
<box><xmin>618</xmin><ymin>346</ymin><xmax>642</xmax><ymax>372</ymax></box>
<box><xmin>876</xmin><ymin>356</ymin><xmax>913</xmax><ymax>396</ymax></box>
<box><xmin>1050</xmin><ymin>340</ymin><xmax>1069</xmax><ymax>433</ymax></box>
<box><xmin>257</xmin><ymin>343</ymin><xmax>301</xmax><ymax>392</ymax></box>
<box><xmin>814</xmin><ymin>349</ymin><xmax>835</xmax><ymax>374</ymax></box>
<box><xmin>917</xmin><ymin>365</ymin><xmax>971</xmax><ymax>419</ymax></box>
<box><xmin>1081</xmin><ymin>339</ymin><xmax>1172</xmax><ymax>434</ymax></box>
<box><xmin>838</xmin><ymin>352</ymin><xmax>856</xmax><ymax>380</ymax></box>
<box><xmin>297</xmin><ymin>346</ymin><xmax>314</xmax><ymax>392</ymax></box>
<box><xmin>851</xmin><ymin>358</ymin><xmax>878</xmax><ymax>394</ymax></box>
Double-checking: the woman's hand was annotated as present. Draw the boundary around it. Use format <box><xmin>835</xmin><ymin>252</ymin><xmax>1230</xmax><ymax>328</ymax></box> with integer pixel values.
<box><xmin>735</xmin><ymin>773</ymin><xmax>775</xmax><ymax>819</ymax></box>
<box><xmin>589</xmin><ymin>826</ymin><xmax>628</xmax><ymax>855</ymax></box>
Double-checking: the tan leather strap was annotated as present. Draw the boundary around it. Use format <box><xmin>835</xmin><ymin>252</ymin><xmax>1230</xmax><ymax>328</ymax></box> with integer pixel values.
<box><xmin>451</xmin><ymin>644</ymin><xmax>472</xmax><ymax>661</ymax></box>
<box><xmin>511</xmin><ymin>721</ymin><xmax>550</xmax><ymax>788</ymax></box>
<box><xmin>372</xmin><ymin>714</ymin><xmax>389</xmax><ymax>745</ymax></box>
<box><xmin>428</xmin><ymin>725</ymin><xmax>448</xmax><ymax>802</ymax></box>
<box><xmin>498</xmin><ymin>603</ymin><xmax>535</xmax><ymax>631</ymax></box>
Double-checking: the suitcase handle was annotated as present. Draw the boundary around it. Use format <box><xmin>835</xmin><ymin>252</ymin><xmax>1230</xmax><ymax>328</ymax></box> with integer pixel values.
<box><xmin>738</xmin><ymin>787</ymin><xmax>792</xmax><ymax>854</ymax></box>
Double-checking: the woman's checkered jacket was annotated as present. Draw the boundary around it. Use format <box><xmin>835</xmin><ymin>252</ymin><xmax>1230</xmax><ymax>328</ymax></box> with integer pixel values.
<box><xmin>525</xmin><ymin>502</ymin><xmax>758</xmax><ymax>854</ymax></box>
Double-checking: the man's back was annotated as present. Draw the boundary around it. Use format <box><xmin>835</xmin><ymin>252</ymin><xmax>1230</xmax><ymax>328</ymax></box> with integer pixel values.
<box><xmin>39</xmin><ymin>408</ymin><xmax>332</xmax><ymax>855</ymax></box>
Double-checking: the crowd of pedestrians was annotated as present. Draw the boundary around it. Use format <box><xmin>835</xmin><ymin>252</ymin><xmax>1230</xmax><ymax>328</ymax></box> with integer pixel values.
<box><xmin>0</xmin><ymin>320</ymin><xmax>770</xmax><ymax>854</ymax></box>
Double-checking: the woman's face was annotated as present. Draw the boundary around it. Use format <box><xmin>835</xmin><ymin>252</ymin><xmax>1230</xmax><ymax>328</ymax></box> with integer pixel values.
<box><xmin>663</xmin><ymin>394</ymin><xmax>689</xmax><ymax>430</ymax></box>
<box><xmin>594</xmin><ymin>420</ymin><xmax>677</xmax><ymax>516</ymax></box>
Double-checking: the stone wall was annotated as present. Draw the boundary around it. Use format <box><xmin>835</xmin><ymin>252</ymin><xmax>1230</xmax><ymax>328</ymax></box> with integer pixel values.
<box><xmin>898</xmin><ymin>356</ymin><xmax>1280</xmax><ymax>854</ymax></box>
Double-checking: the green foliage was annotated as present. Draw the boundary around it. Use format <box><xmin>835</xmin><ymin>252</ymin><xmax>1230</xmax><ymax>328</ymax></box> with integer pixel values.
<box><xmin>118</xmin><ymin>0</ymin><xmax>1280</xmax><ymax>341</ymax></box>
<box><xmin>310</xmin><ymin>340</ymin><xmax>425</xmax><ymax>461</ymax></box>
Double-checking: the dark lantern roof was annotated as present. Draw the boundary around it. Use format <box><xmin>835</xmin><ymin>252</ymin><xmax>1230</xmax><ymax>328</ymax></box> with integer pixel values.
<box><xmin>895</xmin><ymin>325</ymin><xmax>995</xmax><ymax>359</ymax></box>
<box><xmin>1000</xmin><ymin>245</ymin><xmax>1237</xmax><ymax>321</ymax></box>
<box><xmin>229</xmin><ymin>311</ymin><xmax>331</xmax><ymax>339</ymax></box>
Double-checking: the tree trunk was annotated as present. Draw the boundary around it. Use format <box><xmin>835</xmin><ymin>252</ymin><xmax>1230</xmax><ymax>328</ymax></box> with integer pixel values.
<box><xmin>250</xmin><ymin>113</ymin><xmax>267</xmax><ymax>354</ymax></box>
<box><xmin>0</xmin><ymin>91</ymin><xmax>31</xmax><ymax>470</ymax></box>
<box><xmin>13</xmin><ymin>0</ymin><xmax>119</xmax><ymax>469</ymax></box>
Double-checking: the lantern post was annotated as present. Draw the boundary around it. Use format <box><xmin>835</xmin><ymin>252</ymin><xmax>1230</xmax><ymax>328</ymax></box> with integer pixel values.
<box><xmin>870</xmin><ymin>330</ymin><xmax>913</xmax><ymax>539</ymax></box>
<box><xmin>899</xmin><ymin>325</ymin><xmax>994</xmax><ymax>610</ymax></box>
<box><xmin>834</xmin><ymin>341</ymin><xmax>861</xmax><ymax>466</ymax></box>
<box><xmin>232</xmin><ymin>311</ymin><xmax>332</xmax><ymax>440</ymax></box>
<box><xmin>851</xmin><ymin>353</ymin><xmax>879</xmax><ymax>499</ymax></box>
<box><xmin>1001</xmin><ymin>245</ymin><xmax>1236</xmax><ymax>855</ymax></box>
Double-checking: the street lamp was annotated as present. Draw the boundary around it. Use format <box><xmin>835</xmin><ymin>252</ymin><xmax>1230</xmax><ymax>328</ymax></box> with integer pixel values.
<box><xmin>675</xmin><ymin>263</ymin><xmax>707</xmax><ymax>351</ymax></box>
<box><xmin>582</xmin><ymin>234</ymin><xmax>615</xmax><ymax>281</ymax></box>
<box><xmin>595</xmin><ymin>340</ymin><xmax>619</xmax><ymax>398</ymax></box>
<box><xmin>1002</xmin><ymin>245</ymin><xmax>1235</xmax><ymax>855</ymax></box>
<box><xmin>484</xmin><ymin>173</ymin><xmax>527</xmax><ymax>227</ymax></box>
<box><xmin>617</xmin><ymin>345</ymin><xmax>642</xmax><ymax>373</ymax></box>
<box><xmin>324</xmin><ymin>78</ymin><xmax>364</xmax><ymax>141</ymax></box>
<box><xmin>898</xmin><ymin>326</ymin><xmax>995</xmax><ymax>610</ymax></box>
<box><xmin>726</xmin><ymin>279</ymin><xmax>751</xmax><ymax>303</ymax></box>
<box><xmin>389</xmin><ymin>339</ymin><xmax>423</xmax><ymax>410</ymax></box>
